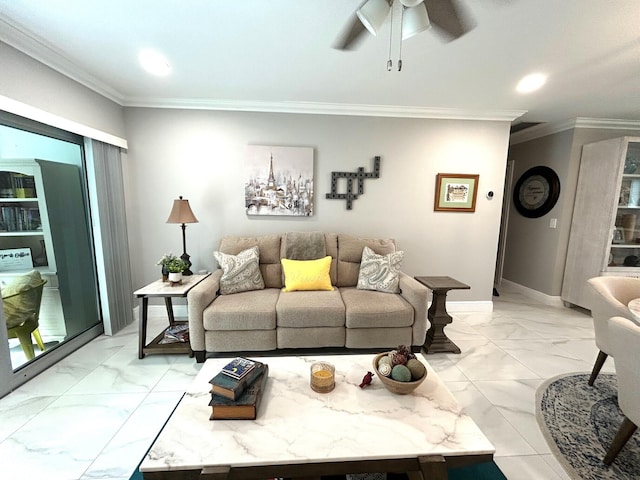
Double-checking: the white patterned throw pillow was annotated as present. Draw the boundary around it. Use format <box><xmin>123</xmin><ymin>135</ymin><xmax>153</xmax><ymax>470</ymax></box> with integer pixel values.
<box><xmin>357</xmin><ymin>246</ymin><xmax>404</xmax><ymax>294</ymax></box>
<box><xmin>213</xmin><ymin>246</ymin><xmax>265</xmax><ymax>295</ymax></box>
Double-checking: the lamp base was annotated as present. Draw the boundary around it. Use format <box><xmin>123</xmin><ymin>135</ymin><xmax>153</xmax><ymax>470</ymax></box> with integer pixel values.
<box><xmin>181</xmin><ymin>252</ymin><xmax>193</xmax><ymax>276</ymax></box>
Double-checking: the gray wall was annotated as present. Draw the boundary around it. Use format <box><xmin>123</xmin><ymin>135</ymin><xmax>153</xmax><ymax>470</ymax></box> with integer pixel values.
<box><xmin>504</xmin><ymin>127</ymin><xmax>640</xmax><ymax>296</ymax></box>
<box><xmin>123</xmin><ymin>108</ymin><xmax>511</xmax><ymax>303</ymax></box>
<box><xmin>1</xmin><ymin>41</ymin><xmax>513</xmax><ymax>305</ymax></box>
<box><xmin>0</xmin><ymin>42</ymin><xmax>125</xmax><ymax>139</ymax></box>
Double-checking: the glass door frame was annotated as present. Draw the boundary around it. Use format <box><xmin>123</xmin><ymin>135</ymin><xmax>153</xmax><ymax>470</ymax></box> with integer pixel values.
<box><xmin>0</xmin><ymin>111</ymin><xmax>104</xmax><ymax>397</ymax></box>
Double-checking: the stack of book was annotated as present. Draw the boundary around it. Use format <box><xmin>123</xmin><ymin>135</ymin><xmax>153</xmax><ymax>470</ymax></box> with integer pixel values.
<box><xmin>208</xmin><ymin>357</ymin><xmax>269</xmax><ymax>420</ymax></box>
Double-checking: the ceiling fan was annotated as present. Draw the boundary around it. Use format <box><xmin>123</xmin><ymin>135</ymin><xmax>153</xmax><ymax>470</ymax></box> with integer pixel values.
<box><xmin>334</xmin><ymin>0</ymin><xmax>474</xmax><ymax>66</ymax></box>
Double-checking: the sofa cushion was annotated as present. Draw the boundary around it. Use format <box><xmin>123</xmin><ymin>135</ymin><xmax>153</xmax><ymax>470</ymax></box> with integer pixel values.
<box><xmin>281</xmin><ymin>256</ymin><xmax>334</xmax><ymax>292</ymax></box>
<box><xmin>357</xmin><ymin>246</ymin><xmax>404</xmax><ymax>294</ymax></box>
<box><xmin>276</xmin><ymin>289</ymin><xmax>345</xmax><ymax>327</ymax></box>
<box><xmin>337</xmin><ymin>234</ymin><xmax>397</xmax><ymax>287</ymax></box>
<box><xmin>214</xmin><ymin>246</ymin><xmax>265</xmax><ymax>294</ymax></box>
<box><xmin>204</xmin><ymin>288</ymin><xmax>279</xmax><ymax>330</ymax></box>
<box><xmin>219</xmin><ymin>235</ymin><xmax>282</xmax><ymax>288</ymax></box>
<box><xmin>341</xmin><ymin>287</ymin><xmax>413</xmax><ymax>328</ymax></box>
<box><xmin>283</xmin><ymin>231</ymin><xmax>327</xmax><ymax>260</ymax></box>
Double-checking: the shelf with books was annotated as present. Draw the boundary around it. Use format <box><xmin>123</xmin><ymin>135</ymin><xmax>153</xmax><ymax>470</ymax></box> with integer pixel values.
<box><xmin>0</xmin><ymin>161</ymin><xmax>56</xmax><ymax>274</ymax></box>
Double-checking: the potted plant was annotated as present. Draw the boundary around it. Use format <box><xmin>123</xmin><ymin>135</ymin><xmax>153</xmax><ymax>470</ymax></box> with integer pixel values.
<box><xmin>157</xmin><ymin>253</ymin><xmax>178</xmax><ymax>281</ymax></box>
<box><xmin>166</xmin><ymin>257</ymin><xmax>187</xmax><ymax>283</ymax></box>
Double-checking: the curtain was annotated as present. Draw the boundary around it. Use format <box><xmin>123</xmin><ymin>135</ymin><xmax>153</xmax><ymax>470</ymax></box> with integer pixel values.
<box><xmin>88</xmin><ymin>139</ymin><xmax>134</xmax><ymax>334</ymax></box>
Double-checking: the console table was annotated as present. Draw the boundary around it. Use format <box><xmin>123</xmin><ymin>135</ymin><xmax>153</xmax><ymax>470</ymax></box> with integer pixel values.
<box><xmin>415</xmin><ymin>276</ymin><xmax>470</xmax><ymax>354</ymax></box>
<box><xmin>135</xmin><ymin>273</ymin><xmax>210</xmax><ymax>359</ymax></box>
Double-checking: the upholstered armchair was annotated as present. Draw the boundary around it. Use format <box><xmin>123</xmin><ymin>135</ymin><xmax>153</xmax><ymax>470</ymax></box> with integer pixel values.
<box><xmin>2</xmin><ymin>270</ymin><xmax>47</xmax><ymax>360</ymax></box>
<box><xmin>603</xmin><ymin>316</ymin><xmax>640</xmax><ymax>465</ymax></box>
<box><xmin>585</xmin><ymin>276</ymin><xmax>640</xmax><ymax>386</ymax></box>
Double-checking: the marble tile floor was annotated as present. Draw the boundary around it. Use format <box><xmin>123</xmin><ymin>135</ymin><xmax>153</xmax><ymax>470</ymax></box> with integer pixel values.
<box><xmin>0</xmin><ymin>283</ymin><xmax>603</xmax><ymax>480</ymax></box>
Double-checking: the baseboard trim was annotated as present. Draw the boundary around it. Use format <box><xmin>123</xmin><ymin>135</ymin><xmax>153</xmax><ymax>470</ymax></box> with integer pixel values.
<box><xmin>500</xmin><ymin>279</ymin><xmax>565</xmax><ymax>307</ymax></box>
<box><xmin>445</xmin><ymin>301</ymin><xmax>494</xmax><ymax>313</ymax></box>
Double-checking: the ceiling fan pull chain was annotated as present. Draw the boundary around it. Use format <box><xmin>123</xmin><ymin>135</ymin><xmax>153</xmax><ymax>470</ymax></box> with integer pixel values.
<box><xmin>387</xmin><ymin>0</ymin><xmax>394</xmax><ymax>71</ymax></box>
<box><xmin>398</xmin><ymin>6</ymin><xmax>404</xmax><ymax>72</ymax></box>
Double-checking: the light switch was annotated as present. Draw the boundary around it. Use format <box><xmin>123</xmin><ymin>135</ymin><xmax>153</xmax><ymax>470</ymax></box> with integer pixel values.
<box><xmin>550</xmin><ymin>218</ymin><xmax>558</xmax><ymax>228</ymax></box>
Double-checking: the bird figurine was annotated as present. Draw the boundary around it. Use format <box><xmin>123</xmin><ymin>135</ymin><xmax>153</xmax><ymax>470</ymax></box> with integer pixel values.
<box><xmin>359</xmin><ymin>371</ymin><xmax>374</xmax><ymax>388</ymax></box>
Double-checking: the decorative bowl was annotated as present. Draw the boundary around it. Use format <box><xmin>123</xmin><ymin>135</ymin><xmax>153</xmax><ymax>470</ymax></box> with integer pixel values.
<box><xmin>372</xmin><ymin>352</ymin><xmax>427</xmax><ymax>395</ymax></box>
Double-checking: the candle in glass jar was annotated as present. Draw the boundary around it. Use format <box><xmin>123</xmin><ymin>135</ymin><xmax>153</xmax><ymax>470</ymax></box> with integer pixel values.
<box><xmin>310</xmin><ymin>362</ymin><xmax>335</xmax><ymax>393</ymax></box>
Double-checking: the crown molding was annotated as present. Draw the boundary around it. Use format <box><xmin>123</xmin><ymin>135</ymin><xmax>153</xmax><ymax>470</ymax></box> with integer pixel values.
<box><xmin>510</xmin><ymin>117</ymin><xmax>640</xmax><ymax>145</ymax></box>
<box><xmin>123</xmin><ymin>97</ymin><xmax>526</xmax><ymax>121</ymax></box>
<box><xmin>0</xmin><ymin>15</ymin><xmax>125</xmax><ymax>104</ymax></box>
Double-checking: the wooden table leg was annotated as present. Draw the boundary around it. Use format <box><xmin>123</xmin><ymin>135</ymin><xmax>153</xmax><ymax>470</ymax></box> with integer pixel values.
<box><xmin>138</xmin><ymin>296</ymin><xmax>149</xmax><ymax>359</ymax></box>
<box><xmin>418</xmin><ymin>455</ymin><xmax>448</xmax><ymax>480</ymax></box>
<box><xmin>165</xmin><ymin>297</ymin><xmax>176</xmax><ymax>325</ymax></box>
<box><xmin>423</xmin><ymin>288</ymin><xmax>461</xmax><ymax>354</ymax></box>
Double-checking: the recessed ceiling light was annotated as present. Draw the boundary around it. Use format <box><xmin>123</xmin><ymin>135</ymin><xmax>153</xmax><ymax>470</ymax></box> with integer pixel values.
<box><xmin>139</xmin><ymin>49</ymin><xmax>171</xmax><ymax>76</ymax></box>
<box><xmin>516</xmin><ymin>73</ymin><xmax>547</xmax><ymax>93</ymax></box>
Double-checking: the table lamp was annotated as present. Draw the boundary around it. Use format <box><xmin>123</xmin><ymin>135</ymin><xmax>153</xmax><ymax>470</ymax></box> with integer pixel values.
<box><xmin>166</xmin><ymin>196</ymin><xmax>198</xmax><ymax>275</ymax></box>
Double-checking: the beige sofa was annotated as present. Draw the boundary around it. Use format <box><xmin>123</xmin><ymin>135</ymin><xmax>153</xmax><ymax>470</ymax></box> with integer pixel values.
<box><xmin>187</xmin><ymin>232</ymin><xmax>429</xmax><ymax>362</ymax></box>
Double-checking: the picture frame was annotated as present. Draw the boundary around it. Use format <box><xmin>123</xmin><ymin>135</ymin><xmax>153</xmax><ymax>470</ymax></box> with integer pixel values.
<box><xmin>434</xmin><ymin>173</ymin><xmax>479</xmax><ymax>212</ymax></box>
<box><xmin>612</xmin><ymin>227</ymin><xmax>625</xmax><ymax>244</ymax></box>
<box><xmin>244</xmin><ymin>145</ymin><xmax>314</xmax><ymax>216</ymax></box>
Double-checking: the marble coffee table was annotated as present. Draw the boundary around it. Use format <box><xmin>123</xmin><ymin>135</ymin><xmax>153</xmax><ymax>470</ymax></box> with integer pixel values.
<box><xmin>140</xmin><ymin>354</ymin><xmax>494</xmax><ymax>480</ymax></box>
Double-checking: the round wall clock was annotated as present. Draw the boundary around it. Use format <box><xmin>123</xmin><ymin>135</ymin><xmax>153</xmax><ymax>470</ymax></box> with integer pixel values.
<box><xmin>513</xmin><ymin>166</ymin><xmax>561</xmax><ymax>218</ymax></box>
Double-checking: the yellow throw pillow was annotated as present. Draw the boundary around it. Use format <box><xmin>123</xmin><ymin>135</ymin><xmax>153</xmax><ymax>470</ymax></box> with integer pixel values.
<box><xmin>281</xmin><ymin>256</ymin><xmax>334</xmax><ymax>292</ymax></box>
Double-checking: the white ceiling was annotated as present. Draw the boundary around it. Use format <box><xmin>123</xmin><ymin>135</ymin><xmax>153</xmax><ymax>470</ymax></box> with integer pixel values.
<box><xmin>0</xmin><ymin>0</ymin><xmax>639</xmax><ymax>125</ymax></box>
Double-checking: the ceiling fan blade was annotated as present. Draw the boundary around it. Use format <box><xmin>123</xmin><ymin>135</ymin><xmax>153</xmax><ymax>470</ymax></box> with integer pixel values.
<box><xmin>423</xmin><ymin>0</ymin><xmax>474</xmax><ymax>41</ymax></box>
<box><xmin>333</xmin><ymin>13</ymin><xmax>368</xmax><ymax>50</ymax></box>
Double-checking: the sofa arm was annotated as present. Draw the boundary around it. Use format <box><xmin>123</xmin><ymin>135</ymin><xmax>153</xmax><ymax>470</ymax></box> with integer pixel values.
<box><xmin>398</xmin><ymin>272</ymin><xmax>430</xmax><ymax>347</ymax></box>
<box><xmin>188</xmin><ymin>270</ymin><xmax>222</xmax><ymax>358</ymax></box>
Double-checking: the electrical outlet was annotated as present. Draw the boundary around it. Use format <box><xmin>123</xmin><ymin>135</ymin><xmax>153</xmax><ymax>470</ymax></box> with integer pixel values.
<box><xmin>550</xmin><ymin>218</ymin><xmax>557</xmax><ymax>228</ymax></box>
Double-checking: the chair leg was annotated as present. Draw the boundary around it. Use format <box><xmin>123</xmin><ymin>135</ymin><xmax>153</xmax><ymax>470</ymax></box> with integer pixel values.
<box><xmin>588</xmin><ymin>350</ymin><xmax>608</xmax><ymax>386</ymax></box>
<box><xmin>604</xmin><ymin>416</ymin><xmax>638</xmax><ymax>465</ymax></box>
<box><xmin>15</xmin><ymin>332</ymin><xmax>35</xmax><ymax>360</ymax></box>
<box><xmin>32</xmin><ymin>328</ymin><xmax>45</xmax><ymax>352</ymax></box>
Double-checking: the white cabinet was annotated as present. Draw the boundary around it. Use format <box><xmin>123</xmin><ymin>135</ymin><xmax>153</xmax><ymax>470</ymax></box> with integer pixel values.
<box><xmin>562</xmin><ymin>137</ymin><xmax>640</xmax><ymax>309</ymax></box>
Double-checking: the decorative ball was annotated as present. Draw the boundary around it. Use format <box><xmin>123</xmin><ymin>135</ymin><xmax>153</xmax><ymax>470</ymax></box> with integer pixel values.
<box><xmin>397</xmin><ymin>344</ymin><xmax>411</xmax><ymax>357</ymax></box>
<box><xmin>389</xmin><ymin>352</ymin><xmax>407</xmax><ymax>366</ymax></box>
<box><xmin>391</xmin><ymin>364</ymin><xmax>412</xmax><ymax>382</ymax></box>
<box><xmin>378</xmin><ymin>356</ymin><xmax>391</xmax><ymax>368</ymax></box>
<box><xmin>378</xmin><ymin>363</ymin><xmax>392</xmax><ymax>377</ymax></box>
<box><xmin>406</xmin><ymin>358</ymin><xmax>426</xmax><ymax>380</ymax></box>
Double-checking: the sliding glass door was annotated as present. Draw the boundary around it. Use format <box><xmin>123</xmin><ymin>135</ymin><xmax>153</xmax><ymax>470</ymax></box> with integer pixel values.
<box><xmin>0</xmin><ymin>114</ymin><xmax>102</xmax><ymax>395</ymax></box>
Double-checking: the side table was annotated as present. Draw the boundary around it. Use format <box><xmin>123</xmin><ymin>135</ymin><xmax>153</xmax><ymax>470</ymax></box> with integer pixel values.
<box><xmin>135</xmin><ymin>273</ymin><xmax>210</xmax><ymax>359</ymax></box>
<box><xmin>414</xmin><ymin>276</ymin><xmax>470</xmax><ymax>354</ymax></box>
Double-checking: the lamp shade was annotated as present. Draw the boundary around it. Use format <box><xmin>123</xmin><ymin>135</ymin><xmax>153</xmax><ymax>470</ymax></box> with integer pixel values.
<box><xmin>356</xmin><ymin>0</ymin><xmax>391</xmax><ymax>36</ymax></box>
<box><xmin>166</xmin><ymin>196</ymin><xmax>198</xmax><ymax>224</ymax></box>
<box><xmin>402</xmin><ymin>3</ymin><xmax>431</xmax><ymax>40</ymax></box>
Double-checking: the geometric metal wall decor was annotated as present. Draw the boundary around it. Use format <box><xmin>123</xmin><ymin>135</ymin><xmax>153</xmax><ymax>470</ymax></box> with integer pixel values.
<box><xmin>325</xmin><ymin>156</ymin><xmax>381</xmax><ymax>210</ymax></box>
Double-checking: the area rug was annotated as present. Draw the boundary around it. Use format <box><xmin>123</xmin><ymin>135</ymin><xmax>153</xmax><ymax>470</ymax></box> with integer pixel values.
<box><xmin>536</xmin><ymin>373</ymin><xmax>640</xmax><ymax>480</ymax></box>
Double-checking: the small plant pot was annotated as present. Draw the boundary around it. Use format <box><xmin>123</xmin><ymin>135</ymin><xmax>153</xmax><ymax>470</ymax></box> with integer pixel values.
<box><xmin>168</xmin><ymin>272</ymin><xmax>183</xmax><ymax>283</ymax></box>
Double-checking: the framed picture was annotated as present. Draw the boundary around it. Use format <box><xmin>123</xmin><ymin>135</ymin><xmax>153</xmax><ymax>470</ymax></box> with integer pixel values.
<box><xmin>434</xmin><ymin>173</ymin><xmax>479</xmax><ymax>212</ymax></box>
<box><xmin>613</xmin><ymin>227</ymin><xmax>625</xmax><ymax>244</ymax></box>
<box><xmin>245</xmin><ymin>145</ymin><xmax>314</xmax><ymax>216</ymax></box>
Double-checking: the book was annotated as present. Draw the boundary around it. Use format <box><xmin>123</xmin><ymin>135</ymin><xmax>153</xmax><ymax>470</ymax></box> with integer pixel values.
<box><xmin>158</xmin><ymin>324</ymin><xmax>189</xmax><ymax>344</ymax></box>
<box><xmin>209</xmin><ymin>360</ymin><xmax>265</xmax><ymax>401</ymax></box>
<box><xmin>220</xmin><ymin>356</ymin><xmax>256</xmax><ymax>380</ymax></box>
<box><xmin>209</xmin><ymin>364</ymin><xmax>269</xmax><ymax>420</ymax></box>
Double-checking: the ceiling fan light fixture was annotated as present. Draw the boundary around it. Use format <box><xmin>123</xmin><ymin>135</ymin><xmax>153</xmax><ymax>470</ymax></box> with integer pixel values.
<box><xmin>402</xmin><ymin>4</ymin><xmax>431</xmax><ymax>40</ymax></box>
<box><xmin>356</xmin><ymin>0</ymin><xmax>391</xmax><ymax>36</ymax></box>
